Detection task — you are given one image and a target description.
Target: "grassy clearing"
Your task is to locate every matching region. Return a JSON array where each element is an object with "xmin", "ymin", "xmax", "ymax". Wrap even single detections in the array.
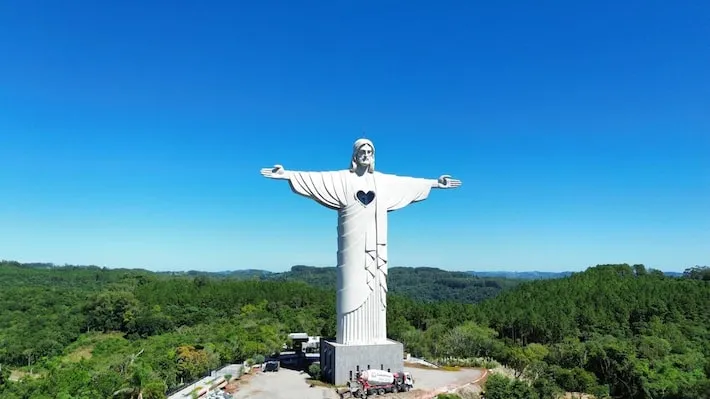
[
  {"xmin": 9, "ymin": 370, "xmax": 42, "ymax": 382},
  {"xmin": 62, "ymin": 331, "xmax": 128, "ymax": 364},
  {"xmin": 65, "ymin": 346, "xmax": 94, "ymax": 362}
]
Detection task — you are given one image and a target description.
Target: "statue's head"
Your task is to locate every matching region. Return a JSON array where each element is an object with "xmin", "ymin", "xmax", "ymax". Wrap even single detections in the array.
[{"xmin": 350, "ymin": 138, "xmax": 375, "ymax": 173}]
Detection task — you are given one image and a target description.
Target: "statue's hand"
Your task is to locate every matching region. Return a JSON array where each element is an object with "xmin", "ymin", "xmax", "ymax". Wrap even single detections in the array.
[
  {"xmin": 437, "ymin": 175, "xmax": 462, "ymax": 189},
  {"xmin": 260, "ymin": 164, "xmax": 289, "ymax": 180}
]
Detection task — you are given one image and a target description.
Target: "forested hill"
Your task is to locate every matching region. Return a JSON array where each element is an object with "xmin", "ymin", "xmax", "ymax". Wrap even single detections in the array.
[
  {"xmin": 161, "ymin": 266, "xmax": 689, "ymax": 303},
  {"xmin": 1, "ymin": 260, "xmax": 709, "ymax": 398},
  {"xmin": 474, "ymin": 264, "xmax": 710, "ymax": 344},
  {"xmin": 469, "ymin": 264, "xmax": 710, "ymax": 398},
  {"xmin": 0, "ymin": 260, "xmax": 336, "ymax": 398},
  {"xmin": 260, "ymin": 265, "xmax": 523, "ymax": 303}
]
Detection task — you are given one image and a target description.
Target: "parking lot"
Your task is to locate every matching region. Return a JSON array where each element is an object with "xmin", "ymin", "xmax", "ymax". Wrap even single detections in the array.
[
  {"xmin": 229, "ymin": 366, "xmax": 486, "ymax": 399},
  {"xmin": 230, "ymin": 368, "xmax": 338, "ymax": 399}
]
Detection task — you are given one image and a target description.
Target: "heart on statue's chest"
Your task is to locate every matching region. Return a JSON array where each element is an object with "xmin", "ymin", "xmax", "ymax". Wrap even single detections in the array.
[{"xmin": 356, "ymin": 190, "xmax": 376, "ymax": 206}]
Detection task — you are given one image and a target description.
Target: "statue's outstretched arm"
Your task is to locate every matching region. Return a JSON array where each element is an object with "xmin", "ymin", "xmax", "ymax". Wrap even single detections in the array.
[
  {"xmin": 384, "ymin": 173, "xmax": 462, "ymax": 212},
  {"xmin": 260, "ymin": 165, "xmax": 346, "ymax": 210}
]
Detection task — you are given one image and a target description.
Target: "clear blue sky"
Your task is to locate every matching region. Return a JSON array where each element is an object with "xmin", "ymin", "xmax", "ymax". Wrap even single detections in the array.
[{"xmin": 1, "ymin": 1, "xmax": 708, "ymax": 272}]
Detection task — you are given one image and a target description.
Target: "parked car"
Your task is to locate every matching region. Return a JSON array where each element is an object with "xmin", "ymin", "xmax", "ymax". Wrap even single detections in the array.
[{"xmin": 262, "ymin": 360, "xmax": 280, "ymax": 372}]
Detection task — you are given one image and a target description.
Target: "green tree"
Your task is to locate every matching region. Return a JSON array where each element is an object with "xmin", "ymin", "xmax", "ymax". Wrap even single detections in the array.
[{"xmin": 484, "ymin": 373, "xmax": 539, "ymax": 399}]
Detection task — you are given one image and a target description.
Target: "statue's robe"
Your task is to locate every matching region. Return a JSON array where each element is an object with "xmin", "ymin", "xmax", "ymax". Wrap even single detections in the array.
[{"xmin": 288, "ymin": 170, "xmax": 432, "ymax": 345}]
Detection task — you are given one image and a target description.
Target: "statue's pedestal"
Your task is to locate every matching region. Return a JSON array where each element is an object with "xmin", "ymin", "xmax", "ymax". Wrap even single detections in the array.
[{"xmin": 320, "ymin": 338, "xmax": 404, "ymax": 385}]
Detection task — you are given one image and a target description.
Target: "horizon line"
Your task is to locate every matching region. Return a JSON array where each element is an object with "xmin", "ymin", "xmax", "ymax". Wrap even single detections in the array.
[{"xmin": 2, "ymin": 259, "xmax": 696, "ymax": 274}]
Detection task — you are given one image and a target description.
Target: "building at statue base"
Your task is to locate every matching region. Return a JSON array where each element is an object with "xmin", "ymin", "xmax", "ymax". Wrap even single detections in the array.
[{"xmin": 320, "ymin": 338, "xmax": 403, "ymax": 385}]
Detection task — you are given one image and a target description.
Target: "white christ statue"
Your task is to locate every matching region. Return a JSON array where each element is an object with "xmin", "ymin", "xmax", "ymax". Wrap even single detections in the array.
[{"xmin": 260, "ymin": 138, "xmax": 461, "ymax": 346}]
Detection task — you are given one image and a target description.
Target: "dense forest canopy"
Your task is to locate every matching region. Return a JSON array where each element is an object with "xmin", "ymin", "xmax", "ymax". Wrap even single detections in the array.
[
  {"xmin": 259, "ymin": 265, "xmax": 523, "ymax": 302},
  {"xmin": 161, "ymin": 264, "xmax": 525, "ymax": 303},
  {"xmin": 0, "ymin": 260, "xmax": 708, "ymax": 399}
]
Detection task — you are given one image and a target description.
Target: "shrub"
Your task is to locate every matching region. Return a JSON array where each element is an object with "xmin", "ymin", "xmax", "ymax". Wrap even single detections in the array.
[
  {"xmin": 308, "ymin": 363, "xmax": 322, "ymax": 380},
  {"xmin": 434, "ymin": 357, "xmax": 500, "ymax": 369}
]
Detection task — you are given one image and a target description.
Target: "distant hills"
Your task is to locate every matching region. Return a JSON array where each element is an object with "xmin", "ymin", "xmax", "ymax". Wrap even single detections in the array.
[
  {"xmin": 163, "ymin": 267, "xmax": 576, "ymax": 280},
  {"xmin": 8, "ymin": 260, "xmax": 686, "ymax": 280},
  {"xmin": 467, "ymin": 270, "xmax": 573, "ymax": 279},
  {"xmin": 469, "ymin": 270, "xmax": 685, "ymax": 279},
  {"xmin": 153, "ymin": 264, "xmax": 691, "ymax": 304},
  {"xmin": 165, "ymin": 267, "xmax": 685, "ymax": 280},
  {"xmin": 0, "ymin": 259, "xmax": 701, "ymax": 319},
  {"xmin": 155, "ymin": 265, "xmax": 689, "ymax": 305},
  {"xmin": 157, "ymin": 265, "xmax": 525, "ymax": 303}
]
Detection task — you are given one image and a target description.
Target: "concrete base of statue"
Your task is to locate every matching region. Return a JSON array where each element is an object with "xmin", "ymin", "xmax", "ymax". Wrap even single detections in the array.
[{"xmin": 319, "ymin": 338, "xmax": 404, "ymax": 386}]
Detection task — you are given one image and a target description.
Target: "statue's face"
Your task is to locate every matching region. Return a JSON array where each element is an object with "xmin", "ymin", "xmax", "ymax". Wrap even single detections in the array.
[{"xmin": 355, "ymin": 144, "xmax": 373, "ymax": 167}]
